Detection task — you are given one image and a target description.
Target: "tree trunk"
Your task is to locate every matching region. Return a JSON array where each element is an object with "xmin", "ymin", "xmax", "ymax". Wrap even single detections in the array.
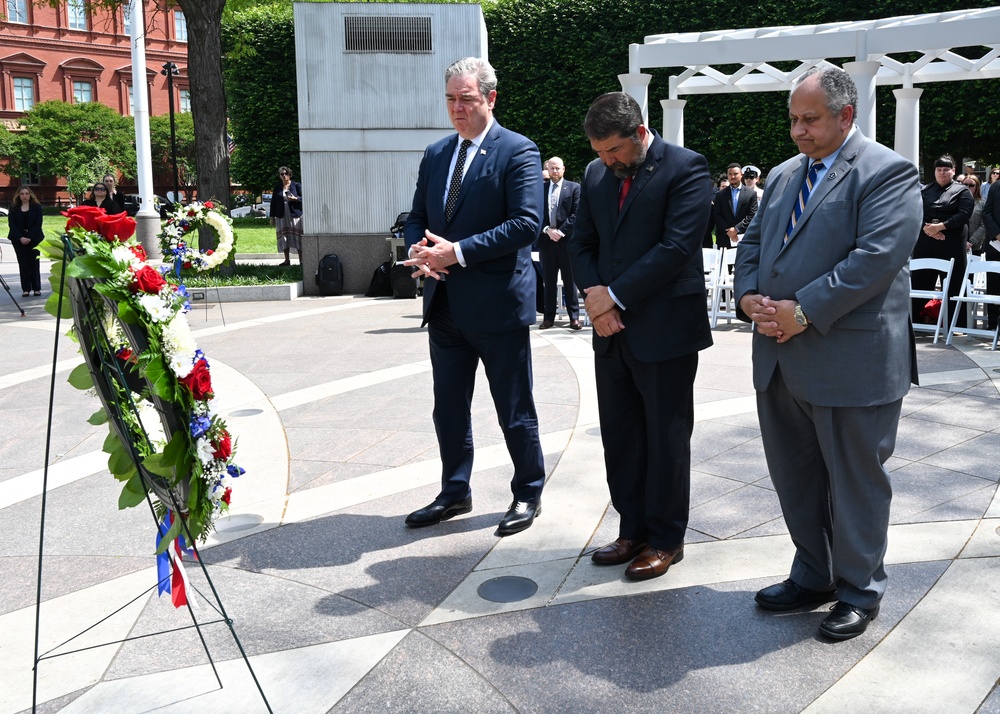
[{"xmin": 177, "ymin": 0, "xmax": 230, "ymax": 257}]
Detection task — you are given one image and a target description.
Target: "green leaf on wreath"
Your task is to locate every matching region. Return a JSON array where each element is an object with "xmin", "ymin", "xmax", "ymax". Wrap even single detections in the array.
[
  {"xmin": 163, "ymin": 431, "xmax": 187, "ymax": 468},
  {"xmin": 103, "ymin": 429, "xmax": 121, "ymax": 454},
  {"xmin": 141, "ymin": 451, "xmax": 176, "ymax": 479},
  {"xmin": 108, "ymin": 441, "xmax": 136, "ymax": 477},
  {"xmin": 87, "ymin": 408, "xmax": 109, "ymax": 426},
  {"xmin": 118, "ymin": 474, "xmax": 147, "ymax": 509},
  {"xmin": 143, "ymin": 357, "xmax": 174, "ymax": 401},
  {"xmin": 117, "ymin": 301, "xmax": 138, "ymax": 325},
  {"xmin": 66, "ymin": 255, "xmax": 112, "ymax": 279},
  {"xmin": 154, "ymin": 515, "xmax": 183, "ymax": 554},
  {"xmin": 67, "ymin": 362, "xmax": 94, "ymax": 390},
  {"xmin": 112, "ymin": 461, "xmax": 137, "ymax": 483},
  {"xmin": 45, "ymin": 292, "xmax": 72, "ymax": 319}
]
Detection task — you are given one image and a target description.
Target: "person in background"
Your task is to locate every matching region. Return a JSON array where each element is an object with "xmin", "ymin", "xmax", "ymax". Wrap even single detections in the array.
[
  {"xmin": 716, "ymin": 175, "xmax": 730, "ymax": 192},
  {"xmin": 713, "ymin": 163, "xmax": 757, "ymax": 249},
  {"xmin": 742, "ymin": 165, "xmax": 764, "ymax": 200},
  {"xmin": 983, "ymin": 166, "xmax": 999, "ymax": 202},
  {"xmin": 913, "ymin": 155, "xmax": 974, "ymax": 328},
  {"xmin": 963, "ymin": 174, "xmax": 986, "ymax": 255},
  {"xmin": 82, "ymin": 182, "xmax": 123, "ymax": 214},
  {"xmin": 7, "ymin": 186, "xmax": 45, "ymax": 297},
  {"xmin": 982, "ymin": 166, "xmax": 1000, "ymax": 330},
  {"xmin": 269, "ymin": 167, "xmax": 303, "ymax": 266},
  {"xmin": 103, "ymin": 173, "xmax": 125, "ymax": 214}
]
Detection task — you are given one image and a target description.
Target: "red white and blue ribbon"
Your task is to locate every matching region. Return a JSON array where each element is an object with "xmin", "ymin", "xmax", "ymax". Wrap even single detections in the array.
[{"xmin": 156, "ymin": 511, "xmax": 197, "ymax": 608}]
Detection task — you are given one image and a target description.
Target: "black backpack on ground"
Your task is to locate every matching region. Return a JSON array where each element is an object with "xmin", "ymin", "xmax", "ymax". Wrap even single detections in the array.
[
  {"xmin": 365, "ymin": 261, "xmax": 393, "ymax": 297},
  {"xmin": 316, "ymin": 253, "xmax": 344, "ymax": 296},
  {"xmin": 390, "ymin": 261, "xmax": 418, "ymax": 299}
]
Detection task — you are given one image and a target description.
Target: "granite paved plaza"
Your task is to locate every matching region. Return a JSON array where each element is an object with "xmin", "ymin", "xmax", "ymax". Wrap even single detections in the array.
[{"xmin": 3, "ymin": 245, "xmax": 1000, "ymax": 713}]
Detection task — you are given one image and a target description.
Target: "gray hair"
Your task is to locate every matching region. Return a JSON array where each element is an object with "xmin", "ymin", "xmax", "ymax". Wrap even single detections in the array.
[
  {"xmin": 790, "ymin": 66, "xmax": 858, "ymax": 116},
  {"xmin": 444, "ymin": 57, "xmax": 497, "ymax": 98}
]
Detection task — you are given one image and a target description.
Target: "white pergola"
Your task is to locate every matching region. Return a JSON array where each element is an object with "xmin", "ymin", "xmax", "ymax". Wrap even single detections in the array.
[{"xmin": 618, "ymin": 6, "xmax": 1000, "ymax": 165}]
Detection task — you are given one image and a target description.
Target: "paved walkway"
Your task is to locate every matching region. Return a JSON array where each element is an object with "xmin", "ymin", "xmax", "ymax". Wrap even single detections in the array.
[{"xmin": 3, "ymin": 243, "xmax": 1000, "ymax": 713}]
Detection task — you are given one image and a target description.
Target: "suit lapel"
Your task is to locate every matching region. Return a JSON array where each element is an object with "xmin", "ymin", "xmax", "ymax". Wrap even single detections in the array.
[
  {"xmin": 448, "ymin": 122, "xmax": 502, "ymax": 223},
  {"xmin": 785, "ymin": 131, "xmax": 863, "ymax": 245},
  {"xmin": 615, "ymin": 138, "xmax": 662, "ymax": 232}
]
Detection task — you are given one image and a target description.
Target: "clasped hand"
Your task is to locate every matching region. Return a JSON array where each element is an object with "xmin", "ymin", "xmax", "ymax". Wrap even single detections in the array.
[
  {"xmin": 583, "ymin": 285, "xmax": 624, "ymax": 337},
  {"xmin": 738, "ymin": 294, "xmax": 807, "ymax": 344},
  {"xmin": 403, "ymin": 230, "xmax": 456, "ymax": 280}
]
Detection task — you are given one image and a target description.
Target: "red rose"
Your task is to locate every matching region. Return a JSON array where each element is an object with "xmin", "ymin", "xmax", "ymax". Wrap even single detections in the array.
[
  {"xmin": 131, "ymin": 265, "xmax": 167, "ymax": 294},
  {"xmin": 131, "ymin": 245, "xmax": 148, "ymax": 262},
  {"xmin": 221, "ymin": 488, "xmax": 232, "ymax": 505},
  {"xmin": 204, "ymin": 201, "xmax": 215, "ymax": 209},
  {"xmin": 62, "ymin": 205, "xmax": 107, "ymax": 232},
  {"xmin": 180, "ymin": 358, "xmax": 213, "ymax": 400},
  {"xmin": 116, "ymin": 347, "xmax": 133, "ymax": 361},
  {"xmin": 212, "ymin": 431, "xmax": 232, "ymax": 460},
  {"xmin": 96, "ymin": 213, "xmax": 137, "ymax": 243},
  {"xmin": 206, "ymin": 249, "xmax": 214, "ymax": 255},
  {"xmin": 182, "ymin": 262, "xmax": 192, "ymax": 269}
]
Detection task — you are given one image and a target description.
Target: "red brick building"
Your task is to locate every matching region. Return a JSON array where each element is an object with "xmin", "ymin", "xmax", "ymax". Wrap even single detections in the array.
[{"xmin": 0, "ymin": 0, "xmax": 189, "ymax": 204}]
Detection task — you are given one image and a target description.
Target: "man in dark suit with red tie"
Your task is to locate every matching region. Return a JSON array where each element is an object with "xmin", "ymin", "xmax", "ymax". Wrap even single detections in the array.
[
  {"xmin": 403, "ymin": 57, "xmax": 546, "ymax": 536},
  {"xmin": 539, "ymin": 156, "xmax": 583, "ymax": 330},
  {"xmin": 569, "ymin": 92, "xmax": 713, "ymax": 580},
  {"xmin": 713, "ymin": 163, "xmax": 758, "ymax": 249}
]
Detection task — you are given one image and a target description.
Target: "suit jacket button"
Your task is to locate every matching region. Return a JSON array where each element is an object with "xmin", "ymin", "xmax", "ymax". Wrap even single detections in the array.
[
  {"xmin": 613, "ymin": 259, "xmax": 621, "ymax": 266},
  {"xmin": 770, "ymin": 270, "xmax": 778, "ymax": 278}
]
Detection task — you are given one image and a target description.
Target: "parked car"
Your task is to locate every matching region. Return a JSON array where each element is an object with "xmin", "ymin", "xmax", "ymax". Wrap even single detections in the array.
[
  {"xmin": 123, "ymin": 194, "xmax": 174, "ymax": 218},
  {"xmin": 0, "ymin": 207, "xmax": 7, "ymax": 218}
]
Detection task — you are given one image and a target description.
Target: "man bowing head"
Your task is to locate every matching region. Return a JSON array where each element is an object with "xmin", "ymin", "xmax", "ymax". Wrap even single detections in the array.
[{"xmin": 403, "ymin": 57, "xmax": 546, "ymax": 536}]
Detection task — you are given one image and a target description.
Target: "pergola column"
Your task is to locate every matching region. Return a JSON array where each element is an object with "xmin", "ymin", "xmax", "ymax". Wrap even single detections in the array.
[
  {"xmin": 843, "ymin": 60, "xmax": 880, "ymax": 140},
  {"xmin": 893, "ymin": 87, "xmax": 923, "ymax": 166},
  {"xmin": 617, "ymin": 73, "xmax": 652, "ymax": 125},
  {"xmin": 660, "ymin": 99, "xmax": 686, "ymax": 147}
]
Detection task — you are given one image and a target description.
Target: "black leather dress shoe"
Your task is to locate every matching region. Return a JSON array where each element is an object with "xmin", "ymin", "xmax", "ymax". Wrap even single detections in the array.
[
  {"xmin": 818, "ymin": 601, "xmax": 880, "ymax": 640},
  {"xmin": 497, "ymin": 500, "xmax": 540, "ymax": 535},
  {"xmin": 755, "ymin": 579, "xmax": 837, "ymax": 611},
  {"xmin": 539, "ymin": 320, "xmax": 555, "ymax": 330},
  {"xmin": 404, "ymin": 497, "xmax": 472, "ymax": 528}
]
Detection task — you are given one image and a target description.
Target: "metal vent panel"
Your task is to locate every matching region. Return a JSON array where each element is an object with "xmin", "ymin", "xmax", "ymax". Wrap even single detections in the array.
[{"xmin": 344, "ymin": 16, "xmax": 433, "ymax": 54}]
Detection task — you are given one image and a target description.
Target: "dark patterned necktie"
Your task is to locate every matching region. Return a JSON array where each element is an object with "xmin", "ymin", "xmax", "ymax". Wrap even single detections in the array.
[
  {"xmin": 445, "ymin": 139, "xmax": 473, "ymax": 222},
  {"xmin": 785, "ymin": 160, "xmax": 824, "ymax": 242}
]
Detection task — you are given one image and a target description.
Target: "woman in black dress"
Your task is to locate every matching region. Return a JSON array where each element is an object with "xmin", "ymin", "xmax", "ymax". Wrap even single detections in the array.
[
  {"xmin": 7, "ymin": 186, "xmax": 45, "ymax": 296},
  {"xmin": 82, "ymin": 182, "xmax": 124, "ymax": 214}
]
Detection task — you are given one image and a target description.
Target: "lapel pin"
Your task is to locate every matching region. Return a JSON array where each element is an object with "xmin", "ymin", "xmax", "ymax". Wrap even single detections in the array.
[{"xmin": 480, "ymin": 149, "xmax": 487, "ymax": 156}]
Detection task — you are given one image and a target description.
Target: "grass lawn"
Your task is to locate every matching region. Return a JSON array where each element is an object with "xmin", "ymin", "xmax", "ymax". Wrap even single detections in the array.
[{"xmin": 41, "ymin": 215, "xmax": 279, "ymax": 255}]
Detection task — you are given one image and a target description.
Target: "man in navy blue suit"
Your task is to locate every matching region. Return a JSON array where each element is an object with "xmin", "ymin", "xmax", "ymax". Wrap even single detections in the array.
[{"xmin": 403, "ymin": 57, "xmax": 546, "ymax": 536}]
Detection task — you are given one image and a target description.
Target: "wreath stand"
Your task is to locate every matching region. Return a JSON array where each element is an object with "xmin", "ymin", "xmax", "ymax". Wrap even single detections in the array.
[{"xmin": 31, "ymin": 244, "xmax": 272, "ymax": 712}]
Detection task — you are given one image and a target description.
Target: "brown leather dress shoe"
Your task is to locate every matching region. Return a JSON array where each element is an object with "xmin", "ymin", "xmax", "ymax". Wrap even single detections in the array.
[
  {"xmin": 591, "ymin": 537, "xmax": 648, "ymax": 565},
  {"xmin": 568, "ymin": 320, "xmax": 583, "ymax": 330},
  {"xmin": 624, "ymin": 545, "xmax": 684, "ymax": 580},
  {"xmin": 539, "ymin": 319, "xmax": 555, "ymax": 329}
]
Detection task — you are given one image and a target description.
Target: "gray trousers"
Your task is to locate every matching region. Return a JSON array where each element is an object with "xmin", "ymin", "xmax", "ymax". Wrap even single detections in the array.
[{"xmin": 757, "ymin": 367, "xmax": 903, "ymax": 609}]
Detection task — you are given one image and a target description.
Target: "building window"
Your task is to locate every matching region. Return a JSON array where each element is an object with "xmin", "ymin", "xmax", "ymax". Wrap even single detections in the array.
[
  {"xmin": 174, "ymin": 11, "xmax": 187, "ymax": 42},
  {"xmin": 179, "ymin": 88, "xmax": 191, "ymax": 113},
  {"xmin": 6, "ymin": 0, "xmax": 28, "ymax": 24},
  {"xmin": 73, "ymin": 80, "xmax": 93, "ymax": 103},
  {"xmin": 68, "ymin": 0, "xmax": 86, "ymax": 30},
  {"xmin": 127, "ymin": 84, "xmax": 134, "ymax": 115},
  {"xmin": 21, "ymin": 164, "xmax": 40, "ymax": 185},
  {"xmin": 13, "ymin": 77, "xmax": 34, "ymax": 111}
]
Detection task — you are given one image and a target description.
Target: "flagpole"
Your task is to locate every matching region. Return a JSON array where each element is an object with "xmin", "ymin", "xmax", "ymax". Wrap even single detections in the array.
[{"xmin": 129, "ymin": 0, "xmax": 161, "ymax": 259}]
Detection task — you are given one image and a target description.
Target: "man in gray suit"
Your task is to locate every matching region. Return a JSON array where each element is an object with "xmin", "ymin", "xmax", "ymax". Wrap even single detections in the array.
[{"xmin": 734, "ymin": 66, "xmax": 921, "ymax": 640}]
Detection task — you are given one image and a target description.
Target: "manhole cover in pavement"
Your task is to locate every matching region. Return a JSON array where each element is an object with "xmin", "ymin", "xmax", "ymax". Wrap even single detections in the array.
[
  {"xmin": 477, "ymin": 576, "xmax": 538, "ymax": 603},
  {"xmin": 229, "ymin": 408, "xmax": 263, "ymax": 417}
]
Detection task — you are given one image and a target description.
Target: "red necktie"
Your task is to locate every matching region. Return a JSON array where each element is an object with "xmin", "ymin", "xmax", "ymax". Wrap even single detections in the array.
[{"xmin": 618, "ymin": 176, "xmax": 632, "ymax": 212}]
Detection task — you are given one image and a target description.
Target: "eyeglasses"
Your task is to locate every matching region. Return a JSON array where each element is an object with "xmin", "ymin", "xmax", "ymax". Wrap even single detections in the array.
[
  {"xmin": 94, "ymin": 186, "xmax": 107, "ymax": 191},
  {"xmin": 993, "ymin": 171, "xmax": 1000, "ymax": 175},
  {"xmin": 279, "ymin": 171, "xmax": 289, "ymax": 176},
  {"xmin": 963, "ymin": 183, "xmax": 976, "ymax": 187}
]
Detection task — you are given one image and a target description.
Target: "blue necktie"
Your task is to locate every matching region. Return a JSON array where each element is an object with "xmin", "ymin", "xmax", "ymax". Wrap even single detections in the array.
[
  {"xmin": 785, "ymin": 160, "xmax": 824, "ymax": 242},
  {"xmin": 731, "ymin": 186, "xmax": 739, "ymax": 215}
]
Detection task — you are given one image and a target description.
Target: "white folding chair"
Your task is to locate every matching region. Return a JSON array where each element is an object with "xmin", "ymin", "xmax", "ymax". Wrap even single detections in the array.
[
  {"xmin": 703, "ymin": 247, "xmax": 722, "ymax": 321},
  {"xmin": 909, "ymin": 257, "xmax": 954, "ymax": 344},
  {"xmin": 710, "ymin": 247, "xmax": 739, "ymax": 328},
  {"xmin": 945, "ymin": 260, "xmax": 1000, "ymax": 350}
]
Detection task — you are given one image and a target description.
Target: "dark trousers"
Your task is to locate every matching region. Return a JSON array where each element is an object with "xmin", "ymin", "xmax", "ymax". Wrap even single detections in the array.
[
  {"xmin": 757, "ymin": 367, "xmax": 901, "ymax": 608},
  {"xmin": 12, "ymin": 240, "xmax": 41, "ymax": 292},
  {"xmin": 595, "ymin": 336, "xmax": 698, "ymax": 550},
  {"xmin": 427, "ymin": 284, "xmax": 545, "ymax": 503},
  {"xmin": 986, "ymin": 242, "xmax": 1000, "ymax": 330},
  {"xmin": 538, "ymin": 237, "xmax": 579, "ymax": 321}
]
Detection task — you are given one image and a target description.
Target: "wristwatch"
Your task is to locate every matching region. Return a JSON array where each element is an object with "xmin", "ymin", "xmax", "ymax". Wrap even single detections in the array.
[{"xmin": 794, "ymin": 303, "xmax": 809, "ymax": 327}]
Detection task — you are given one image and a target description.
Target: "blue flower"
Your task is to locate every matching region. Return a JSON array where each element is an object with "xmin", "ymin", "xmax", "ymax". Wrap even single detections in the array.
[
  {"xmin": 227, "ymin": 464, "xmax": 245, "ymax": 478},
  {"xmin": 190, "ymin": 414, "xmax": 212, "ymax": 439}
]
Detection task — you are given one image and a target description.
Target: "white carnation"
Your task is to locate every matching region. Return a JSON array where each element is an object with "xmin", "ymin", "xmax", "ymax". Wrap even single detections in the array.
[
  {"xmin": 111, "ymin": 246, "xmax": 138, "ymax": 266},
  {"xmin": 196, "ymin": 437, "xmax": 215, "ymax": 465},
  {"xmin": 137, "ymin": 293, "xmax": 172, "ymax": 322}
]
